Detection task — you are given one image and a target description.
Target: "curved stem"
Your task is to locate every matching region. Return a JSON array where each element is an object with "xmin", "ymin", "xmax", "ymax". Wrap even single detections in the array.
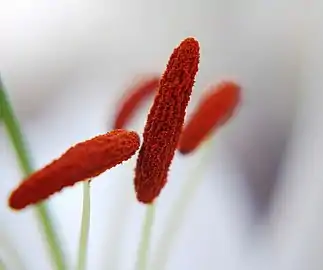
[
  {"xmin": 0, "ymin": 78, "xmax": 66, "ymax": 270},
  {"xmin": 151, "ymin": 140, "xmax": 212, "ymax": 270},
  {"xmin": 76, "ymin": 181, "xmax": 91, "ymax": 270},
  {"xmin": 135, "ymin": 204, "xmax": 156, "ymax": 270}
]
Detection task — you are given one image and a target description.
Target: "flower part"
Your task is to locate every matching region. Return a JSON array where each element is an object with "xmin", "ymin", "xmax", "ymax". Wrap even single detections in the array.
[
  {"xmin": 9, "ymin": 130, "xmax": 140, "ymax": 210},
  {"xmin": 178, "ymin": 81, "xmax": 241, "ymax": 154},
  {"xmin": 113, "ymin": 76, "xmax": 160, "ymax": 129},
  {"xmin": 134, "ymin": 37, "xmax": 200, "ymax": 203}
]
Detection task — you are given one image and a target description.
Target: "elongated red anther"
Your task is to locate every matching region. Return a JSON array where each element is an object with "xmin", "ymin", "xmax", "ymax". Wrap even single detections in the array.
[
  {"xmin": 113, "ymin": 76, "xmax": 160, "ymax": 129},
  {"xmin": 9, "ymin": 130, "xmax": 140, "ymax": 210},
  {"xmin": 134, "ymin": 37, "xmax": 200, "ymax": 204},
  {"xmin": 178, "ymin": 81, "xmax": 240, "ymax": 154}
]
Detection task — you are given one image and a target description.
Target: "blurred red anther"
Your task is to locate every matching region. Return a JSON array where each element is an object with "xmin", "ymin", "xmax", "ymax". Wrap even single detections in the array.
[
  {"xmin": 134, "ymin": 37, "xmax": 200, "ymax": 204},
  {"xmin": 178, "ymin": 81, "xmax": 241, "ymax": 154},
  {"xmin": 113, "ymin": 76, "xmax": 160, "ymax": 129},
  {"xmin": 9, "ymin": 129, "xmax": 140, "ymax": 210}
]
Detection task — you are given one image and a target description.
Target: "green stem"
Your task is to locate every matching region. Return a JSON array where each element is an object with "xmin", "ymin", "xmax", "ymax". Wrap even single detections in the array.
[
  {"xmin": 135, "ymin": 204, "xmax": 156, "ymax": 270},
  {"xmin": 151, "ymin": 140, "xmax": 212, "ymax": 270},
  {"xmin": 0, "ymin": 259, "xmax": 5, "ymax": 270},
  {"xmin": 76, "ymin": 181, "xmax": 91, "ymax": 270},
  {"xmin": 0, "ymin": 78, "xmax": 66, "ymax": 270}
]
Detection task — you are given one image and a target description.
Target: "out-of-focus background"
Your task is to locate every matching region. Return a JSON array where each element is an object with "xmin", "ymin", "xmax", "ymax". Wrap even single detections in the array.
[{"xmin": 1, "ymin": 1, "xmax": 322, "ymax": 269}]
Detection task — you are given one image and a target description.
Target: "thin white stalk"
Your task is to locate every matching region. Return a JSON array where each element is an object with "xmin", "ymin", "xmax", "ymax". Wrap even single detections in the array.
[
  {"xmin": 76, "ymin": 181, "xmax": 91, "ymax": 270},
  {"xmin": 135, "ymin": 204, "xmax": 156, "ymax": 270}
]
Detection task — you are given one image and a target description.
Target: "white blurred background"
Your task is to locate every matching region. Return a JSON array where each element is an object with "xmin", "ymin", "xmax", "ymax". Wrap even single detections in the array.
[{"xmin": 0, "ymin": 0, "xmax": 322, "ymax": 269}]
